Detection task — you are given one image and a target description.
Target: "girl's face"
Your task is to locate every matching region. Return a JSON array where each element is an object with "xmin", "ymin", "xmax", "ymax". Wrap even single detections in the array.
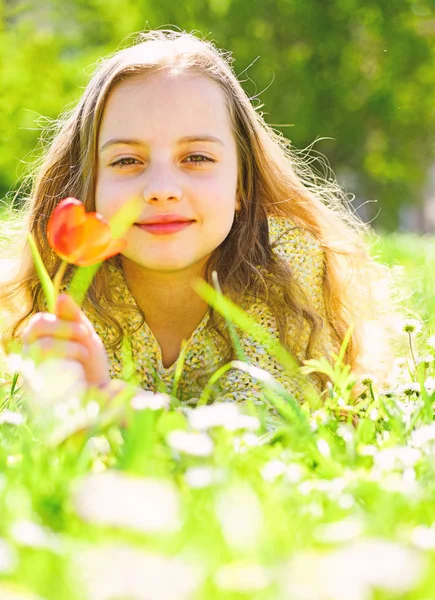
[{"xmin": 95, "ymin": 71, "xmax": 239, "ymax": 275}]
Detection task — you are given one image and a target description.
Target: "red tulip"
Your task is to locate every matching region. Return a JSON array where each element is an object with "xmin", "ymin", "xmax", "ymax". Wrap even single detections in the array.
[{"xmin": 47, "ymin": 198, "xmax": 126, "ymax": 266}]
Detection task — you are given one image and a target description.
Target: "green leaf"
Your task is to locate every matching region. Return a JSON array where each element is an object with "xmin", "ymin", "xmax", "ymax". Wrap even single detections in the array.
[
  {"xmin": 193, "ymin": 278, "xmax": 298, "ymax": 373},
  {"xmin": 171, "ymin": 339, "xmax": 188, "ymax": 406},
  {"xmin": 109, "ymin": 197, "xmax": 143, "ymax": 239},
  {"xmin": 357, "ymin": 418, "xmax": 376, "ymax": 444},
  {"xmin": 212, "ymin": 271, "xmax": 248, "ymax": 362},
  {"xmin": 68, "ymin": 263, "xmax": 101, "ymax": 307},
  {"xmin": 27, "ymin": 233, "xmax": 55, "ymax": 313}
]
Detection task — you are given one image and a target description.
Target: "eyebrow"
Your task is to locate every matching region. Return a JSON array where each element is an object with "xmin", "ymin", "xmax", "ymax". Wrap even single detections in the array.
[{"xmin": 99, "ymin": 135, "xmax": 224, "ymax": 153}]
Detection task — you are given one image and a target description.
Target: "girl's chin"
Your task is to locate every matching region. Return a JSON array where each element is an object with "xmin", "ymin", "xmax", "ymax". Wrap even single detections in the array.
[{"xmin": 122, "ymin": 254, "xmax": 207, "ymax": 274}]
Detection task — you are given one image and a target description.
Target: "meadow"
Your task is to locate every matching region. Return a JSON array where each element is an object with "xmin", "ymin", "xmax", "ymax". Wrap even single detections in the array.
[{"xmin": 0, "ymin": 230, "xmax": 434, "ymax": 600}]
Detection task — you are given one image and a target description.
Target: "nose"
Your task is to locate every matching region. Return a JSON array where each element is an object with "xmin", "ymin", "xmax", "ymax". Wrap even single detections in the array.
[{"xmin": 142, "ymin": 165, "xmax": 182, "ymax": 204}]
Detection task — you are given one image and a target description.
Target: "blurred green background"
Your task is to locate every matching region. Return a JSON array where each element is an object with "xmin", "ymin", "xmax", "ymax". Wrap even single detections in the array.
[{"xmin": 2, "ymin": 0, "xmax": 435, "ymax": 231}]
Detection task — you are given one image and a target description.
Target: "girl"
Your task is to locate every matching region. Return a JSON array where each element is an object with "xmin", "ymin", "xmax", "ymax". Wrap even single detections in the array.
[{"xmin": 0, "ymin": 30, "xmax": 390, "ymax": 407}]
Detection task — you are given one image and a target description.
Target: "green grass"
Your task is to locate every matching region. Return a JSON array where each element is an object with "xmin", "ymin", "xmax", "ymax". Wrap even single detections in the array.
[
  {"xmin": 372, "ymin": 232, "xmax": 435, "ymax": 329},
  {"xmin": 0, "ymin": 232, "xmax": 434, "ymax": 600}
]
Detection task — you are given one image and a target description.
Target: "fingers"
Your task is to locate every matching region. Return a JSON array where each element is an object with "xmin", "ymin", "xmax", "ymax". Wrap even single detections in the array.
[
  {"xmin": 24, "ymin": 337, "xmax": 90, "ymax": 364},
  {"xmin": 55, "ymin": 294, "xmax": 96, "ymax": 337},
  {"xmin": 22, "ymin": 313, "xmax": 88, "ymax": 346},
  {"xmin": 54, "ymin": 294, "xmax": 82, "ymax": 322},
  {"xmin": 21, "ymin": 296, "xmax": 111, "ymax": 388}
]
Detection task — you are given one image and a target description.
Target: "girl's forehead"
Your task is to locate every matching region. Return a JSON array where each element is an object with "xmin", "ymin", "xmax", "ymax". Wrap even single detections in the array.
[
  {"xmin": 99, "ymin": 71, "xmax": 232, "ymax": 141},
  {"xmin": 103, "ymin": 72, "xmax": 232, "ymax": 119}
]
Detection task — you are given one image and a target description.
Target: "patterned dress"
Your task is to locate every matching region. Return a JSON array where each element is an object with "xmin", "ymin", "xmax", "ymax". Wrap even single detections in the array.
[{"xmin": 90, "ymin": 217, "xmax": 336, "ymax": 407}]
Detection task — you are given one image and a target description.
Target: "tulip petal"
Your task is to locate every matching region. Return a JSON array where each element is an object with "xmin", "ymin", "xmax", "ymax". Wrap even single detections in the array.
[
  {"xmin": 96, "ymin": 238, "xmax": 127, "ymax": 261},
  {"xmin": 47, "ymin": 198, "xmax": 86, "ymax": 252},
  {"xmin": 72, "ymin": 214, "xmax": 124, "ymax": 266},
  {"xmin": 73, "ymin": 229, "xmax": 126, "ymax": 266},
  {"xmin": 52, "ymin": 225, "xmax": 86, "ymax": 261},
  {"xmin": 81, "ymin": 214, "xmax": 112, "ymax": 250},
  {"xmin": 47, "ymin": 198, "xmax": 127, "ymax": 267}
]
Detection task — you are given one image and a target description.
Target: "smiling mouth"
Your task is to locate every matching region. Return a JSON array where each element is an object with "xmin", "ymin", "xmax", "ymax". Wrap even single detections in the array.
[{"xmin": 135, "ymin": 220, "xmax": 195, "ymax": 235}]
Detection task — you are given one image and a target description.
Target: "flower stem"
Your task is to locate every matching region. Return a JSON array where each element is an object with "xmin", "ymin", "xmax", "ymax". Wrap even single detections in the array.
[
  {"xmin": 53, "ymin": 259, "xmax": 68, "ymax": 305},
  {"xmin": 408, "ymin": 331, "xmax": 418, "ymax": 375}
]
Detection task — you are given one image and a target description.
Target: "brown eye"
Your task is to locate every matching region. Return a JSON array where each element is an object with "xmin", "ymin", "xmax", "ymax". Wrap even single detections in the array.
[
  {"xmin": 110, "ymin": 157, "xmax": 142, "ymax": 168},
  {"xmin": 185, "ymin": 154, "xmax": 215, "ymax": 164}
]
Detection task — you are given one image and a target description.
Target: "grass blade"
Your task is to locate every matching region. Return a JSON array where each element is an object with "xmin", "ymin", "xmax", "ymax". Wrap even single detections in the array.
[
  {"xmin": 68, "ymin": 263, "xmax": 101, "ymax": 307},
  {"xmin": 27, "ymin": 233, "xmax": 55, "ymax": 312},
  {"xmin": 212, "ymin": 271, "xmax": 248, "ymax": 362}
]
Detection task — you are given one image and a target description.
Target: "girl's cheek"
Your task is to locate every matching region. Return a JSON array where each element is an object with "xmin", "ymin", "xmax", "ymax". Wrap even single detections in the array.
[{"xmin": 95, "ymin": 184, "xmax": 120, "ymax": 218}]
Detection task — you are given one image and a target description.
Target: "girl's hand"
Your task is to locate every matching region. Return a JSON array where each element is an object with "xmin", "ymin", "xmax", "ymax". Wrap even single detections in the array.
[{"xmin": 22, "ymin": 294, "xmax": 110, "ymax": 388}]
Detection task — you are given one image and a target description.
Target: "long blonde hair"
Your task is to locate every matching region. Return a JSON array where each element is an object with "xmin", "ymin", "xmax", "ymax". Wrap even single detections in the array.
[{"xmin": 0, "ymin": 30, "xmax": 391, "ymax": 379}]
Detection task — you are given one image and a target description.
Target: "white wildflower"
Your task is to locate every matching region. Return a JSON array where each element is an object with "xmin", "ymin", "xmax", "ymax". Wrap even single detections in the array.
[
  {"xmin": 316, "ymin": 439, "xmax": 331, "ymax": 458},
  {"xmin": 75, "ymin": 544, "xmax": 202, "ymax": 600},
  {"xmin": 310, "ymin": 409, "xmax": 329, "ymax": 431},
  {"xmin": 261, "ymin": 459, "xmax": 287, "ymax": 482},
  {"xmin": 427, "ymin": 334, "xmax": 435, "ymax": 349},
  {"xmin": 10, "ymin": 520, "xmax": 62, "ymax": 553},
  {"xmin": 378, "ymin": 430, "xmax": 390, "ymax": 444},
  {"xmin": 185, "ymin": 466, "xmax": 224, "ymax": 488},
  {"xmin": 216, "ymin": 484, "xmax": 264, "ymax": 552},
  {"xmin": 0, "ymin": 410, "xmax": 24, "ymax": 426},
  {"xmin": 233, "ymin": 432, "xmax": 262, "ymax": 454},
  {"xmin": 338, "ymin": 494, "xmax": 355, "ymax": 509},
  {"xmin": 30, "ymin": 358, "xmax": 85, "ymax": 404},
  {"xmin": 360, "ymin": 374, "xmax": 378, "ymax": 387},
  {"xmin": 86, "ymin": 436, "xmax": 111, "ymax": 457},
  {"xmin": 411, "ymin": 423, "xmax": 435, "ymax": 448},
  {"xmin": 377, "ymin": 471, "xmax": 420, "ymax": 496},
  {"xmin": 315, "ymin": 518, "xmax": 364, "ymax": 544},
  {"xmin": 73, "ymin": 472, "xmax": 181, "ymax": 534},
  {"xmin": 345, "ymin": 539, "xmax": 424, "ymax": 592},
  {"xmin": 424, "ymin": 377, "xmax": 435, "ymax": 395},
  {"xmin": 240, "ymin": 432, "xmax": 262, "ymax": 446},
  {"xmin": 401, "ymin": 319, "xmax": 422, "ymax": 335},
  {"xmin": 43, "ymin": 399, "xmax": 101, "ymax": 447},
  {"xmin": 235, "ymin": 414, "xmax": 261, "ymax": 430},
  {"xmin": 396, "ymin": 382, "xmax": 420, "ymax": 397},
  {"xmin": 167, "ymin": 430, "xmax": 214, "ymax": 457},
  {"xmin": 7, "ymin": 355, "xmax": 86, "ymax": 411},
  {"xmin": 301, "ymin": 502, "xmax": 324, "ymax": 518},
  {"xmin": 131, "ymin": 391, "xmax": 170, "ymax": 411},
  {"xmin": 281, "ymin": 539, "xmax": 424, "ymax": 600},
  {"xmin": 0, "ymin": 585, "xmax": 47, "ymax": 600},
  {"xmin": 282, "ymin": 550, "xmax": 355, "ymax": 600},
  {"xmin": 397, "ymin": 399, "xmax": 419, "ymax": 429},
  {"xmin": 298, "ymin": 478, "xmax": 347, "ymax": 498},
  {"xmin": 360, "ymin": 445, "xmax": 377, "ymax": 456},
  {"xmin": 215, "ymin": 562, "xmax": 270, "ymax": 593},
  {"xmin": 0, "ymin": 539, "xmax": 17, "ymax": 573},
  {"xmin": 85, "ymin": 401, "xmax": 99, "ymax": 418},
  {"xmin": 337, "ymin": 424, "xmax": 354, "ymax": 443},
  {"xmin": 7, "ymin": 455, "xmax": 21, "ymax": 467},
  {"xmin": 411, "ymin": 526, "xmax": 435, "ymax": 549},
  {"xmin": 285, "ymin": 463, "xmax": 304, "ymax": 483},
  {"xmin": 5, "ymin": 354, "xmax": 37, "ymax": 381},
  {"xmin": 187, "ymin": 403, "xmax": 260, "ymax": 432},
  {"xmin": 369, "ymin": 408, "xmax": 379, "ymax": 421},
  {"xmin": 416, "ymin": 354, "xmax": 434, "ymax": 367},
  {"xmin": 374, "ymin": 447, "xmax": 421, "ymax": 472}
]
